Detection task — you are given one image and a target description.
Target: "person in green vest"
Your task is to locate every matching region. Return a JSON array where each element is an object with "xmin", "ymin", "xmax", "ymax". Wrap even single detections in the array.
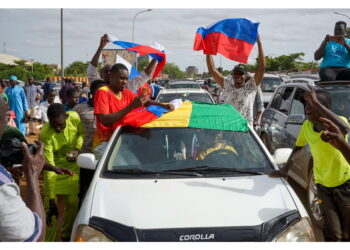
[{"xmin": 39, "ymin": 103, "xmax": 84, "ymax": 241}]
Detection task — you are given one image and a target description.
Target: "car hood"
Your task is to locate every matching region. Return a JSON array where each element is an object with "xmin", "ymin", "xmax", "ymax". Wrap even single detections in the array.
[{"xmin": 90, "ymin": 175, "xmax": 297, "ymax": 229}]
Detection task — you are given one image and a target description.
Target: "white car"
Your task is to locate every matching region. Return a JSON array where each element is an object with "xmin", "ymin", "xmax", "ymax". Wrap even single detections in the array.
[
  {"xmin": 71, "ymin": 102, "xmax": 315, "ymax": 242},
  {"xmin": 156, "ymin": 88, "xmax": 215, "ymax": 104},
  {"xmin": 284, "ymin": 78, "xmax": 316, "ymax": 86},
  {"xmin": 260, "ymin": 74, "xmax": 284, "ymax": 108},
  {"xmin": 167, "ymin": 81, "xmax": 201, "ymax": 89}
]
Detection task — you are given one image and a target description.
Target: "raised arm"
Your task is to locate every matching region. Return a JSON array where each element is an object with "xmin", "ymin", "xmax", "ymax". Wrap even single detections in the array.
[
  {"xmin": 128, "ymin": 59, "xmax": 158, "ymax": 92},
  {"xmin": 314, "ymin": 35, "xmax": 329, "ymax": 61},
  {"xmin": 254, "ymin": 35, "xmax": 266, "ymax": 85},
  {"xmin": 206, "ymin": 54, "xmax": 224, "ymax": 88},
  {"xmin": 91, "ymin": 34, "xmax": 109, "ymax": 67},
  {"xmin": 144, "ymin": 59, "xmax": 157, "ymax": 76},
  {"xmin": 305, "ymin": 84, "xmax": 350, "ymax": 135},
  {"xmin": 320, "ymin": 117, "xmax": 350, "ymax": 164}
]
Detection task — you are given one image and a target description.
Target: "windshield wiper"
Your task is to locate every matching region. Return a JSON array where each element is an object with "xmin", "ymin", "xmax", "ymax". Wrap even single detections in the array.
[
  {"xmin": 106, "ymin": 168, "xmax": 203, "ymax": 177},
  {"xmin": 169, "ymin": 166, "xmax": 265, "ymax": 175}
]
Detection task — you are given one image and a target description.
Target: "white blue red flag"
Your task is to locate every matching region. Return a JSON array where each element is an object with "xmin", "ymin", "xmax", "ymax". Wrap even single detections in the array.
[
  {"xmin": 193, "ymin": 18, "xmax": 260, "ymax": 63},
  {"xmin": 108, "ymin": 35, "xmax": 166, "ymax": 79},
  {"xmin": 116, "ymin": 55, "xmax": 140, "ymax": 80}
]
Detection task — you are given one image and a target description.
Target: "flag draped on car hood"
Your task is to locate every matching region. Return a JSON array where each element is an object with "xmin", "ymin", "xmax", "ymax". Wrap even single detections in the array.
[
  {"xmin": 118, "ymin": 105, "xmax": 170, "ymax": 128},
  {"xmin": 193, "ymin": 18, "xmax": 260, "ymax": 63},
  {"xmin": 142, "ymin": 101, "xmax": 248, "ymax": 132},
  {"xmin": 108, "ymin": 35, "xmax": 166, "ymax": 79}
]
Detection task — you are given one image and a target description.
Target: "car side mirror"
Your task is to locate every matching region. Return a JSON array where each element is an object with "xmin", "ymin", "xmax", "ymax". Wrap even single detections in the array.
[
  {"xmin": 273, "ymin": 148, "xmax": 293, "ymax": 165},
  {"xmin": 77, "ymin": 153, "xmax": 98, "ymax": 170},
  {"xmin": 286, "ymin": 114, "xmax": 305, "ymax": 125}
]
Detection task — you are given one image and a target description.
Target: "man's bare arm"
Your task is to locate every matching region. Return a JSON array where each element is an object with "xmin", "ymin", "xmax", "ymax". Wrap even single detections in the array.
[
  {"xmin": 90, "ymin": 34, "xmax": 109, "ymax": 67},
  {"xmin": 254, "ymin": 35, "xmax": 266, "ymax": 85},
  {"xmin": 206, "ymin": 54, "xmax": 224, "ymax": 87}
]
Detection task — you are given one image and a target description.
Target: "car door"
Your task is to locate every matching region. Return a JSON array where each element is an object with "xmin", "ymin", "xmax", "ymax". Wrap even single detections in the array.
[
  {"xmin": 269, "ymin": 86, "xmax": 295, "ymax": 151},
  {"xmin": 284, "ymin": 87, "xmax": 306, "ymax": 147},
  {"xmin": 285, "ymin": 87, "xmax": 312, "ymax": 185}
]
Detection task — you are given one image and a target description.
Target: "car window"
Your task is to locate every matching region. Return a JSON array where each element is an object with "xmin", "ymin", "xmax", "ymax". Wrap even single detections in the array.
[
  {"xmin": 103, "ymin": 127, "xmax": 272, "ymax": 177},
  {"xmin": 327, "ymin": 88, "xmax": 350, "ymax": 122},
  {"xmin": 278, "ymin": 87, "xmax": 294, "ymax": 115},
  {"xmin": 290, "ymin": 88, "xmax": 306, "ymax": 116},
  {"xmin": 158, "ymin": 93, "xmax": 214, "ymax": 103},
  {"xmin": 270, "ymin": 87, "xmax": 284, "ymax": 110},
  {"xmin": 260, "ymin": 77, "xmax": 282, "ymax": 92}
]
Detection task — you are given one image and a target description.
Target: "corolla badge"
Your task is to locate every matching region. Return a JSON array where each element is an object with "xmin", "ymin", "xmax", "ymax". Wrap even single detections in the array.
[{"xmin": 179, "ymin": 233, "xmax": 215, "ymax": 241}]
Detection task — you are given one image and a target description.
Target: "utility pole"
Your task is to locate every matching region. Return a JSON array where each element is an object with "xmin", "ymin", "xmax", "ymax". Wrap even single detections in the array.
[
  {"xmin": 61, "ymin": 8, "xmax": 64, "ymax": 84},
  {"xmin": 3, "ymin": 41, "xmax": 5, "ymax": 54}
]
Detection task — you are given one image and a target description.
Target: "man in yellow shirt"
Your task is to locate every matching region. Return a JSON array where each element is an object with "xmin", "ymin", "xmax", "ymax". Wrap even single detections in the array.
[
  {"xmin": 270, "ymin": 87, "xmax": 350, "ymax": 241},
  {"xmin": 39, "ymin": 103, "xmax": 84, "ymax": 241}
]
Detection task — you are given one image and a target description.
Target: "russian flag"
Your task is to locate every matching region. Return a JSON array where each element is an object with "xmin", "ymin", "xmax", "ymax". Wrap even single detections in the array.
[
  {"xmin": 116, "ymin": 54, "xmax": 140, "ymax": 80},
  {"xmin": 108, "ymin": 35, "xmax": 166, "ymax": 79},
  {"xmin": 118, "ymin": 105, "xmax": 170, "ymax": 128},
  {"xmin": 193, "ymin": 18, "xmax": 260, "ymax": 63}
]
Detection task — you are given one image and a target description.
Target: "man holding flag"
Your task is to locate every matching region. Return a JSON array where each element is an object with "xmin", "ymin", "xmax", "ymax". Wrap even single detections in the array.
[
  {"xmin": 92, "ymin": 63, "xmax": 174, "ymax": 159},
  {"xmin": 196, "ymin": 18, "xmax": 266, "ymax": 126},
  {"xmin": 87, "ymin": 34, "xmax": 157, "ymax": 92}
]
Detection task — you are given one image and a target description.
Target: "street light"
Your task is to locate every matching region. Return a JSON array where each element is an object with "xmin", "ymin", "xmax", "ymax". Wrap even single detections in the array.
[
  {"xmin": 132, "ymin": 9, "xmax": 152, "ymax": 43},
  {"xmin": 334, "ymin": 12, "xmax": 350, "ymax": 20},
  {"xmin": 28, "ymin": 58, "xmax": 34, "ymax": 72}
]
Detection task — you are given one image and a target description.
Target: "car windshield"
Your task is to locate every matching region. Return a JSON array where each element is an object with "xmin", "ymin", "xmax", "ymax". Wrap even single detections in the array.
[
  {"xmin": 261, "ymin": 77, "xmax": 282, "ymax": 92},
  {"xmin": 325, "ymin": 86, "xmax": 350, "ymax": 122},
  {"xmin": 168, "ymin": 84, "xmax": 200, "ymax": 89},
  {"xmin": 103, "ymin": 127, "xmax": 272, "ymax": 178},
  {"xmin": 158, "ymin": 93, "xmax": 214, "ymax": 103}
]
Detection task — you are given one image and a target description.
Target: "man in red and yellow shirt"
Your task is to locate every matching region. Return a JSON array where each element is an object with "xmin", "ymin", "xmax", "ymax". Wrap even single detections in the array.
[{"xmin": 93, "ymin": 63, "xmax": 172, "ymax": 158}]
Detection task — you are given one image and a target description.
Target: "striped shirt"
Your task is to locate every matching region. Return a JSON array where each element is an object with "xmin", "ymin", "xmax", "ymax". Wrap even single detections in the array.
[
  {"xmin": 72, "ymin": 102, "xmax": 95, "ymax": 153},
  {"xmin": 0, "ymin": 164, "xmax": 42, "ymax": 241},
  {"xmin": 23, "ymin": 84, "xmax": 41, "ymax": 108}
]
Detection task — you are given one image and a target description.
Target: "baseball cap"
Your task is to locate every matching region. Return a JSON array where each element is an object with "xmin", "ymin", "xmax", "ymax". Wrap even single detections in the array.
[
  {"xmin": 232, "ymin": 64, "xmax": 247, "ymax": 74},
  {"xmin": 9, "ymin": 75, "xmax": 18, "ymax": 81}
]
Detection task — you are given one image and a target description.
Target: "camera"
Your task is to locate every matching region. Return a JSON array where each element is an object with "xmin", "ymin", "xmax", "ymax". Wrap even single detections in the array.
[{"xmin": 0, "ymin": 138, "xmax": 37, "ymax": 169}]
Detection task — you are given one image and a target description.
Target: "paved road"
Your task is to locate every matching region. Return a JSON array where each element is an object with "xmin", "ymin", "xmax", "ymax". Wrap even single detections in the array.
[{"xmin": 287, "ymin": 178, "xmax": 324, "ymax": 242}]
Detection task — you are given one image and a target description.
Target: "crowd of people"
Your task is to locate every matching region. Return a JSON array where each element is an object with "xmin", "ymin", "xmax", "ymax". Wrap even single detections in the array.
[{"xmin": 1, "ymin": 20, "xmax": 350, "ymax": 242}]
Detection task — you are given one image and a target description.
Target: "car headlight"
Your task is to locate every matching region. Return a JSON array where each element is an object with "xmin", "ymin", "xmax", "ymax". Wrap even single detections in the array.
[
  {"xmin": 275, "ymin": 217, "xmax": 316, "ymax": 242},
  {"xmin": 74, "ymin": 224, "xmax": 113, "ymax": 242}
]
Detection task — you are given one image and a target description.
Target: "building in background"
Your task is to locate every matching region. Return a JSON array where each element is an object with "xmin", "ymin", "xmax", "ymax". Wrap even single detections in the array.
[{"xmin": 186, "ymin": 66, "xmax": 198, "ymax": 79}]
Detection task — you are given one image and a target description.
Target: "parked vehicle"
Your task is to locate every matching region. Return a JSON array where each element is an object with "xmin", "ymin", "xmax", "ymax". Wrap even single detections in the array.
[
  {"xmin": 260, "ymin": 74, "xmax": 284, "ymax": 108},
  {"xmin": 259, "ymin": 80, "xmax": 350, "ymax": 227},
  {"xmin": 167, "ymin": 81, "xmax": 201, "ymax": 89},
  {"xmin": 283, "ymin": 78, "xmax": 316, "ymax": 86},
  {"xmin": 289, "ymin": 74, "xmax": 320, "ymax": 81},
  {"xmin": 71, "ymin": 102, "xmax": 314, "ymax": 242},
  {"xmin": 156, "ymin": 88, "xmax": 215, "ymax": 104}
]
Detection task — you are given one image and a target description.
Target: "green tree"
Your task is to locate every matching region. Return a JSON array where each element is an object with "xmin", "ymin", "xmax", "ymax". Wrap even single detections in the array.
[
  {"xmin": 137, "ymin": 59, "xmax": 149, "ymax": 72},
  {"xmin": 162, "ymin": 63, "xmax": 185, "ymax": 80},
  {"xmin": 64, "ymin": 61, "xmax": 89, "ymax": 77},
  {"xmin": 0, "ymin": 61, "xmax": 57, "ymax": 81}
]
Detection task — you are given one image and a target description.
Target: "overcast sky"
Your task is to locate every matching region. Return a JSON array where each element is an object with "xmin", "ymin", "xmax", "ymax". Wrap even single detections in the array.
[{"xmin": 1, "ymin": 8, "xmax": 350, "ymax": 73}]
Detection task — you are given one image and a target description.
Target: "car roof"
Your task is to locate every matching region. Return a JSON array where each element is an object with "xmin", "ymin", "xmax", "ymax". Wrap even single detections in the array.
[
  {"xmin": 289, "ymin": 74, "xmax": 320, "ymax": 80},
  {"xmin": 160, "ymin": 88, "xmax": 207, "ymax": 94},
  {"xmin": 169, "ymin": 81, "xmax": 199, "ymax": 84},
  {"xmin": 263, "ymin": 73, "xmax": 281, "ymax": 78},
  {"xmin": 275, "ymin": 81, "xmax": 312, "ymax": 89},
  {"xmin": 284, "ymin": 78, "xmax": 315, "ymax": 85},
  {"xmin": 316, "ymin": 80, "xmax": 350, "ymax": 87}
]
